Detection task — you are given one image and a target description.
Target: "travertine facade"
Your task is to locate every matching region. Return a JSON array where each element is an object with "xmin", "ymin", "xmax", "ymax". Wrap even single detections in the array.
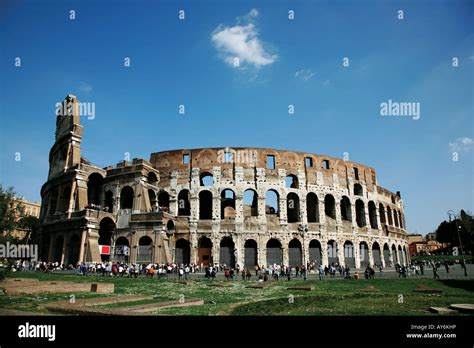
[{"xmin": 39, "ymin": 95, "xmax": 410, "ymax": 269}]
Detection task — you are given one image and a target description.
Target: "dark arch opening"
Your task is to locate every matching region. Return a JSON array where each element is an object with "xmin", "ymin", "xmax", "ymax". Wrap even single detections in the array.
[
  {"xmin": 175, "ymin": 239, "xmax": 190, "ymax": 265},
  {"xmin": 199, "ymin": 190, "xmax": 213, "ymax": 219},
  {"xmin": 324, "ymin": 194, "xmax": 336, "ymax": 219},
  {"xmin": 306, "ymin": 193, "xmax": 319, "ymax": 223},
  {"xmin": 286, "ymin": 192, "xmax": 300, "ymax": 223},
  {"xmin": 340, "ymin": 196, "xmax": 352, "ymax": 221},
  {"xmin": 288, "ymin": 239, "xmax": 302, "ymax": 267},
  {"xmin": 244, "ymin": 239, "xmax": 258, "ymax": 268},
  {"xmin": 219, "ymin": 237, "xmax": 235, "ymax": 268},
  {"xmin": 120, "ymin": 186, "xmax": 134, "ymax": 210},
  {"xmin": 266, "ymin": 238, "xmax": 282, "ymax": 266},
  {"xmin": 178, "ymin": 189, "xmax": 191, "ymax": 216}
]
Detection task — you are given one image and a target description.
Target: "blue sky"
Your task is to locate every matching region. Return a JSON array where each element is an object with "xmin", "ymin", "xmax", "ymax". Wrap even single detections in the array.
[{"xmin": 0, "ymin": 0, "xmax": 473, "ymax": 235}]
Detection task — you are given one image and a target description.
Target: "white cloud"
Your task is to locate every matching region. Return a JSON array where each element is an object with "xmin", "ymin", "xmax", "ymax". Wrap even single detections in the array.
[
  {"xmin": 449, "ymin": 137, "xmax": 473, "ymax": 152},
  {"xmin": 294, "ymin": 69, "xmax": 315, "ymax": 81},
  {"xmin": 78, "ymin": 82, "xmax": 92, "ymax": 93},
  {"xmin": 211, "ymin": 9, "xmax": 277, "ymax": 69}
]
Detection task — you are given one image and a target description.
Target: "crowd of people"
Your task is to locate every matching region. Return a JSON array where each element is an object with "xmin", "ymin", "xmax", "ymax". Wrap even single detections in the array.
[{"xmin": 4, "ymin": 258, "xmax": 469, "ymax": 282}]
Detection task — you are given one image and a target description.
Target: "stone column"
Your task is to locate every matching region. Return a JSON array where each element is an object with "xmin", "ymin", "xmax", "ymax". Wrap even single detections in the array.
[
  {"xmin": 321, "ymin": 239, "xmax": 329, "ymax": 266},
  {"xmin": 354, "ymin": 242, "xmax": 361, "ymax": 269},
  {"xmin": 318, "ymin": 195, "xmax": 326, "ymax": 225},
  {"xmin": 78, "ymin": 229, "xmax": 88, "ymax": 263},
  {"xmin": 234, "ymin": 193, "xmax": 244, "ymax": 223},
  {"xmin": 368, "ymin": 244, "xmax": 374, "ymax": 266},
  {"xmin": 337, "ymin": 241, "xmax": 345, "ymax": 266}
]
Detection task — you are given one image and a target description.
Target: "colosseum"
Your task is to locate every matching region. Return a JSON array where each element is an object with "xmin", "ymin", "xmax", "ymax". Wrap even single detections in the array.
[{"xmin": 39, "ymin": 95, "xmax": 410, "ymax": 270}]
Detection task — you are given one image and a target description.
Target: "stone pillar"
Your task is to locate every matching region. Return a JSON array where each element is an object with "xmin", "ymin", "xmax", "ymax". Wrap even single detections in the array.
[
  {"xmin": 354, "ymin": 242, "xmax": 361, "ymax": 269},
  {"xmin": 335, "ymin": 196, "xmax": 342, "ymax": 224},
  {"xmin": 351, "ymin": 203, "xmax": 358, "ymax": 229},
  {"xmin": 318, "ymin": 195, "xmax": 326, "ymax": 225},
  {"xmin": 300, "ymin": 196, "xmax": 308, "ymax": 224},
  {"xmin": 257, "ymin": 196, "xmax": 266, "ymax": 224},
  {"xmin": 321, "ymin": 239, "xmax": 329, "ymax": 266},
  {"xmin": 78, "ymin": 229, "xmax": 87, "ymax": 263},
  {"xmin": 234, "ymin": 193, "xmax": 244, "ymax": 223},
  {"xmin": 368, "ymin": 244, "xmax": 374, "ymax": 266},
  {"xmin": 67, "ymin": 180, "xmax": 77, "ymax": 218},
  {"xmin": 60, "ymin": 233, "xmax": 66, "ymax": 264},
  {"xmin": 337, "ymin": 241, "xmax": 345, "ymax": 266},
  {"xmin": 212, "ymin": 192, "xmax": 220, "ymax": 220},
  {"xmin": 282, "ymin": 243, "xmax": 288, "ymax": 267}
]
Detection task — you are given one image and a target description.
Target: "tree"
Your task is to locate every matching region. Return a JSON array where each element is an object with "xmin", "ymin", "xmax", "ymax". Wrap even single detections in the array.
[
  {"xmin": 18, "ymin": 215, "xmax": 40, "ymax": 244},
  {"xmin": 0, "ymin": 185, "xmax": 25, "ymax": 237},
  {"xmin": 435, "ymin": 210, "xmax": 473, "ymax": 254}
]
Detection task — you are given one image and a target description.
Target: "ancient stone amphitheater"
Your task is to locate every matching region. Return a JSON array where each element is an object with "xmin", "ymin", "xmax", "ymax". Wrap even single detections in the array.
[{"xmin": 40, "ymin": 95, "xmax": 409, "ymax": 270}]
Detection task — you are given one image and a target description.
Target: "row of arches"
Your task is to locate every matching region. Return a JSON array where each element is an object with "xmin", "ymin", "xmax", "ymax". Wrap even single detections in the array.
[
  {"xmin": 175, "ymin": 237, "xmax": 408, "ymax": 269},
  {"xmin": 83, "ymin": 171, "xmax": 404, "ymax": 230}
]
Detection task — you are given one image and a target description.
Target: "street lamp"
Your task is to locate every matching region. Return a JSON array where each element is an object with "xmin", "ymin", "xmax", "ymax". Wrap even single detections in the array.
[
  {"xmin": 298, "ymin": 218, "xmax": 308, "ymax": 281},
  {"xmin": 447, "ymin": 210, "xmax": 468, "ymax": 276}
]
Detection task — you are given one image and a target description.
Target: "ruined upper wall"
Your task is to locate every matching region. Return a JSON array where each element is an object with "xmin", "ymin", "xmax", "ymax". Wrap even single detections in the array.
[{"xmin": 149, "ymin": 147, "xmax": 379, "ymax": 192}]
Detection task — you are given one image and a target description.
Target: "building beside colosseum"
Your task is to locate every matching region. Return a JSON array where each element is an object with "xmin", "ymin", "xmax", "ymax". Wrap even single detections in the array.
[{"xmin": 39, "ymin": 95, "xmax": 410, "ymax": 269}]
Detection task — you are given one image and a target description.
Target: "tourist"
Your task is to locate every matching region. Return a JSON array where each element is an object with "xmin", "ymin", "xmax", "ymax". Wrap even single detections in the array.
[
  {"xmin": 246, "ymin": 268, "xmax": 252, "ymax": 281},
  {"xmin": 433, "ymin": 265, "xmax": 440, "ymax": 280},
  {"xmin": 318, "ymin": 264, "xmax": 324, "ymax": 280}
]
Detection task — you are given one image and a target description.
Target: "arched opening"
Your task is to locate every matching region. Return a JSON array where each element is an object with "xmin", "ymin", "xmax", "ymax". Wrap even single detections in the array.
[
  {"xmin": 219, "ymin": 237, "xmax": 235, "ymax": 268},
  {"xmin": 200, "ymin": 172, "xmax": 213, "ymax": 186},
  {"xmin": 166, "ymin": 220, "xmax": 175, "ymax": 233},
  {"xmin": 104, "ymin": 190, "xmax": 114, "ymax": 212},
  {"xmin": 243, "ymin": 189, "xmax": 258, "ymax": 217},
  {"xmin": 324, "ymin": 194, "xmax": 336, "ymax": 219},
  {"xmin": 387, "ymin": 206, "xmax": 393, "ymax": 225},
  {"xmin": 355, "ymin": 199, "xmax": 366, "ymax": 227},
  {"xmin": 148, "ymin": 189, "xmax": 157, "ymax": 212},
  {"xmin": 286, "ymin": 192, "xmax": 300, "ymax": 223},
  {"xmin": 48, "ymin": 188, "xmax": 58, "ymax": 215},
  {"xmin": 221, "ymin": 189, "xmax": 236, "ymax": 219},
  {"xmin": 120, "ymin": 186, "xmax": 134, "ymax": 210},
  {"xmin": 244, "ymin": 239, "xmax": 258, "ymax": 268},
  {"xmin": 359, "ymin": 242, "xmax": 369, "ymax": 268},
  {"xmin": 393, "ymin": 210, "xmax": 399, "ymax": 227},
  {"xmin": 175, "ymin": 239, "xmax": 190, "ymax": 265},
  {"xmin": 288, "ymin": 239, "xmax": 302, "ymax": 267},
  {"xmin": 398, "ymin": 245, "xmax": 404, "ymax": 265},
  {"xmin": 392, "ymin": 244, "xmax": 398, "ymax": 264},
  {"xmin": 115, "ymin": 237, "xmax": 130, "ymax": 262},
  {"xmin": 147, "ymin": 172, "xmax": 158, "ymax": 185},
  {"xmin": 285, "ymin": 174, "xmax": 299, "ymax": 189},
  {"xmin": 372, "ymin": 242, "xmax": 382, "ymax": 266},
  {"xmin": 265, "ymin": 190, "xmax": 279, "ymax": 215},
  {"xmin": 383, "ymin": 243, "xmax": 391, "ymax": 267},
  {"xmin": 58, "ymin": 186, "xmax": 71, "ymax": 213},
  {"xmin": 199, "ymin": 190, "xmax": 213, "ymax": 219},
  {"xmin": 309, "ymin": 240, "xmax": 322, "ymax": 266},
  {"xmin": 344, "ymin": 241, "xmax": 355, "ymax": 268},
  {"xmin": 340, "ymin": 196, "xmax": 352, "ymax": 221},
  {"xmin": 178, "ymin": 189, "xmax": 191, "ymax": 216},
  {"xmin": 198, "ymin": 237, "xmax": 213, "ymax": 266},
  {"xmin": 158, "ymin": 190, "xmax": 170, "ymax": 212},
  {"xmin": 66, "ymin": 234, "xmax": 81, "ymax": 265},
  {"xmin": 87, "ymin": 173, "xmax": 104, "ymax": 207},
  {"xmin": 368, "ymin": 201, "xmax": 378, "ymax": 229},
  {"xmin": 99, "ymin": 217, "xmax": 115, "ymax": 261},
  {"xmin": 354, "ymin": 183, "xmax": 363, "ymax": 196},
  {"xmin": 52, "ymin": 235, "xmax": 64, "ymax": 263},
  {"xmin": 40, "ymin": 234, "xmax": 51, "ymax": 261},
  {"xmin": 327, "ymin": 240, "xmax": 338, "ymax": 265},
  {"xmin": 379, "ymin": 204, "xmax": 386, "ymax": 224},
  {"xmin": 403, "ymin": 246, "xmax": 407, "ymax": 265},
  {"xmin": 266, "ymin": 238, "xmax": 282, "ymax": 266},
  {"xmin": 306, "ymin": 193, "xmax": 319, "ymax": 223},
  {"xmin": 137, "ymin": 236, "xmax": 153, "ymax": 263},
  {"xmin": 399, "ymin": 213, "xmax": 405, "ymax": 229}
]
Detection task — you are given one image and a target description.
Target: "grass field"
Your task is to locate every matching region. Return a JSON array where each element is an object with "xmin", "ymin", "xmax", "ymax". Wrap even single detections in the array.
[{"xmin": 1, "ymin": 272, "xmax": 473, "ymax": 316}]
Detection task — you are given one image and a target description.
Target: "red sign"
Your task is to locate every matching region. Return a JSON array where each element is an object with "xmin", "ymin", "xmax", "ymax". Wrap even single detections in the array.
[{"xmin": 99, "ymin": 245, "xmax": 111, "ymax": 255}]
